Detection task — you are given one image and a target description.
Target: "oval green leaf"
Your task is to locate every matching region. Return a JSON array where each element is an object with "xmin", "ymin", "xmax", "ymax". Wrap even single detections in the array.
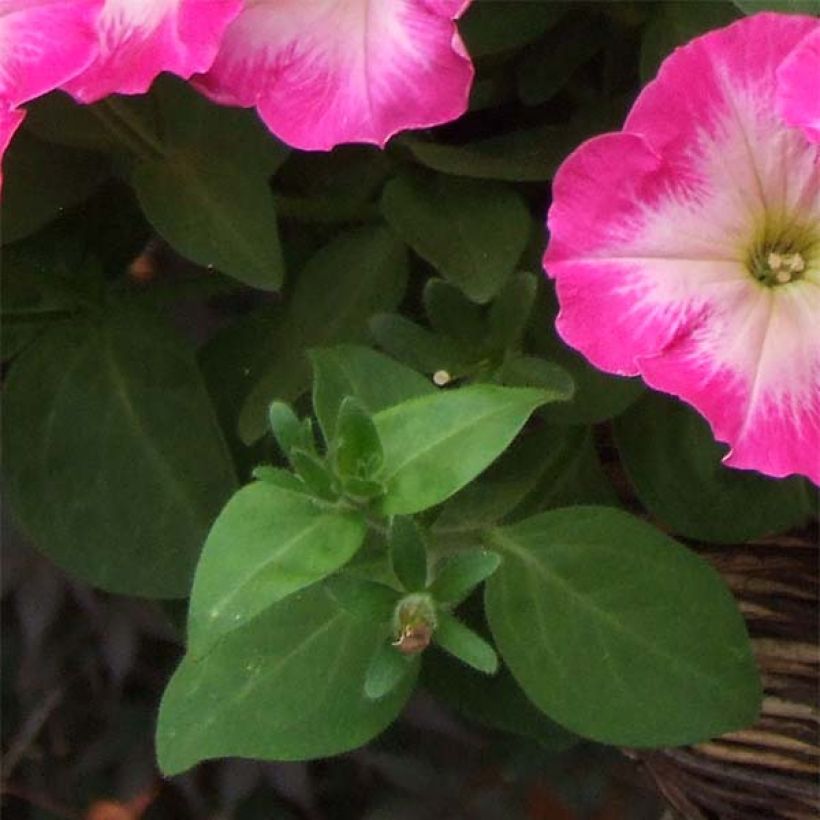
[
  {"xmin": 381, "ymin": 173, "xmax": 531, "ymax": 304},
  {"xmin": 434, "ymin": 612, "xmax": 499, "ymax": 675},
  {"xmin": 485, "ymin": 506, "xmax": 761, "ymax": 747},
  {"xmin": 334, "ymin": 397, "xmax": 383, "ymax": 479},
  {"xmin": 132, "ymin": 79, "xmax": 288, "ymax": 290},
  {"xmin": 187, "ymin": 482, "xmax": 366, "ymax": 653},
  {"xmin": 374, "ymin": 385, "xmax": 563, "ymax": 515},
  {"xmin": 364, "ymin": 641, "xmax": 418, "ymax": 700},
  {"xmin": 429, "ymin": 551, "xmax": 501, "ymax": 605},
  {"xmin": 401, "ymin": 124, "xmax": 577, "ymax": 183},
  {"xmin": 2, "ymin": 309, "xmax": 237, "ymax": 598},
  {"xmin": 157, "ymin": 587, "xmax": 415, "ymax": 774}
]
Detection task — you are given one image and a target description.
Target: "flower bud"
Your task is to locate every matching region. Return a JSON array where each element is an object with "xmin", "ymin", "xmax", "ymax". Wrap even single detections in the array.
[{"xmin": 391, "ymin": 593, "xmax": 437, "ymax": 656}]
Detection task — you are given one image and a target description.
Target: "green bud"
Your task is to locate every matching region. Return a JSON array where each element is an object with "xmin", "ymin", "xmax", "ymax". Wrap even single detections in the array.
[{"xmin": 391, "ymin": 593, "xmax": 437, "ymax": 655}]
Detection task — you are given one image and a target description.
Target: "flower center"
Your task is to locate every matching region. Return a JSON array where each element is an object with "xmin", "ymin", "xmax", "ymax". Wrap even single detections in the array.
[
  {"xmin": 745, "ymin": 219, "xmax": 817, "ymax": 288},
  {"xmin": 759, "ymin": 250, "xmax": 805, "ymax": 285}
]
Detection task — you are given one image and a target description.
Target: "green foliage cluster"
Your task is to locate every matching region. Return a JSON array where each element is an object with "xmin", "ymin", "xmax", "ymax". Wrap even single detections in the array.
[{"xmin": 2, "ymin": 0, "xmax": 816, "ymax": 778}]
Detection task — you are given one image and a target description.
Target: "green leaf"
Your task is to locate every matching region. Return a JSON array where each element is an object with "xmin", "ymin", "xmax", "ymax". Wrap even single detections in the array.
[
  {"xmin": 509, "ymin": 426, "xmax": 618, "ymax": 517},
  {"xmin": 1, "ymin": 224, "xmax": 90, "ymax": 316},
  {"xmin": 641, "ymin": 3, "xmax": 739, "ymax": 83},
  {"xmin": 251, "ymin": 466, "xmax": 309, "ymax": 494},
  {"xmin": 364, "ymin": 641, "xmax": 418, "ymax": 700},
  {"xmin": 334, "ymin": 398, "xmax": 383, "ymax": 479},
  {"xmin": 369, "ymin": 313, "xmax": 471, "ymax": 377},
  {"xmin": 26, "ymin": 91, "xmax": 118, "ymax": 154},
  {"xmin": 22, "ymin": 91, "xmax": 115, "ymax": 152},
  {"xmin": 324, "ymin": 574, "xmax": 400, "ymax": 622},
  {"xmin": 389, "ymin": 517, "xmax": 428, "ymax": 592},
  {"xmin": 516, "ymin": 14, "xmax": 608, "ymax": 105},
  {"xmin": 268, "ymin": 401, "xmax": 303, "ymax": 460},
  {"xmin": 275, "ymin": 145, "xmax": 392, "ymax": 223},
  {"xmin": 432, "ymin": 426, "xmax": 562, "ymax": 535},
  {"xmin": 423, "ymin": 279, "xmax": 486, "ymax": 348},
  {"xmin": 460, "ymin": 1, "xmax": 567, "ymax": 57},
  {"xmin": 614, "ymin": 394, "xmax": 813, "ymax": 543},
  {"xmin": 374, "ymin": 385, "xmax": 557, "ymax": 515},
  {"xmin": 401, "ymin": 124, "xmax": 578, "ymax": 182},
  {"xmin": 733, "ymin": 0, "xmax": 819, "ymax": 12},
  {"xmin": 488, "ymin": 273, "xmax": 537, "ymax": 351},
  {"xmin": 186, "ymin": 482, "xmax": 366, "ymax": 653},
  {"xmin": 290, "ymin": 449, "xmax": 338, "ymax": 501},
  {"xmin": 239, "ymin": 226, "xmax": 409, "ymax": 444},
  {"xmin": 498, "ymin": 356, "xmax": 575, "ymax": 397},
  {"xmin": 486, "ymin": 507, "xmax": 761, "ymax": 747},
  {"xmin": 132, "ymin": 78, "xmax": 288, "ymax": 290},
  {"xmin": 434, "ymin": 612, "xmax": 499, "ymax": 675},
  {"xmin": 2, "ymin": 308, "xmax": 237, "ymax": 598},
  {"xmin": 198, "ymin": 301, "xmax": 284, "ymax": 466},
  {"xmin": 310, "ymin": 344, "xmax": 434, "ymax": 444},
  {"xmin": 430, "ymin": 551, "xmax": 501, "ymax": 605},
  {"xmin": 157, "ymin": 587, "xmax": 415, "ymax": 774},
  {"xmin": 1, "ymin": 129, "xmax": 109, "ymax": 244},
  {"xmin": 340, "ymin": 476, "xmax": 385, "ymax": 501},
  {"xmin": 381, "ymin": 173, "xmax": 531, "ymax": 303}
]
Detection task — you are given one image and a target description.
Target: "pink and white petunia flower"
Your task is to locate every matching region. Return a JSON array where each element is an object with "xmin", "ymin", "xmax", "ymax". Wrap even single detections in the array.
[
  {"xmin": 194, "ymin": 0, "xmax": 475, "ymax": 151},
  {"xmin": 0, "ymin": 0, "xmax": 102, "ymax": 107},
  {"xmin": 544, "ymin": 13, "xmax": 820, "ymax": 484},
  {"xmin": 777, "ymin": 25, "xmax": 820, "ymax": 143},
  {"xmin": 63, "ymin": 0, "xmax": 242, "ymax": 103}
]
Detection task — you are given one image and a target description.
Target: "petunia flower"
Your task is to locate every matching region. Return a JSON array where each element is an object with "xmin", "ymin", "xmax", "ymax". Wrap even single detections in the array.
[
  {"xmin": 62, "ymin": 0, "xmax": 242, "ymax": 103},
  {"xmin": 543, "ymin": 13, "xmax": 820, "ymax": 484},
  {"xmin": 777, "ymin": 25, "xmax": 820, "ymax": 143},
  {"xmin": 0, "ymin": 0, "xmax": 102, "ymax": 107},
  {"xmin": 193, "ymin": 0, "xmax": 475, "ymax": 151}
]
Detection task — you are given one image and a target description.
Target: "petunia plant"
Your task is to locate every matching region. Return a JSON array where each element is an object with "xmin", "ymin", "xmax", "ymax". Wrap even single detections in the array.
[{"xmin": 0, "ymin": 0, "xmax": 817, "ymax": 794}]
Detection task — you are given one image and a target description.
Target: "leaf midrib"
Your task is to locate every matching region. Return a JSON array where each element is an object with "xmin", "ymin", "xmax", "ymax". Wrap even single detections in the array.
[
  {"xmin": 489, "ymin": 528, "xmax": 745, "ymax": 698},
  {"xmin": 376, "ymin": 393, "xmax": 540, "ymax": 482},
  {"xmin": 193, "ymin": 503, "xmax": 362, "ymax": 647}
]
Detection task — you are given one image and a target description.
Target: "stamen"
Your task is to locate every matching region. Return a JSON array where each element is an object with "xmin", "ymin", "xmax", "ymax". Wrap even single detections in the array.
[
  {"xmin": 767, "ymin": 252, "xmax": 783, "ymax": 271},
  {"xmin": 753, "ymin": 249, "xmax": 807, "ymax": 286},
  {"xmin": 786, "ymin": 253, "xmax": 805, "ymax": 273}
]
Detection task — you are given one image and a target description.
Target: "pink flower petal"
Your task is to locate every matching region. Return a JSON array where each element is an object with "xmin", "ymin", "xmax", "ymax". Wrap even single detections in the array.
[
  {"xmin": 639, "ymin": 282, "xmax": 820, "ymax": 483},
  {"xmin": 0, "ymin": 0, "xmax": 102, "ymax": 107},
  {"xmin": 777, "ymin": 25, "xmax": 820, "ymax": 143},
  {"xmin": 0, "ymin": 103, "xmax": 25, "ymax": 193},
  {"xmin": 63, "ymin": 0, "xmax": 242, "ymax": 103},
  {"xmin": 544, "ymin": 13, "xmax": 820, "ymax": 483},
  {"xmin": 194, "ymin": 0, "xmax": 475, "ymax": 150}
]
